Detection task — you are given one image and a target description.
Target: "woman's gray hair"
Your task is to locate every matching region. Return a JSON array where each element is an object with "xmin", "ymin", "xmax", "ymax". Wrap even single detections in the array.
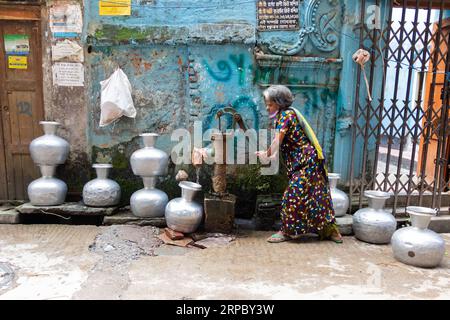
[{"xmin": 263, "ymin": 85, "xmax": 294, "ymax": 110}]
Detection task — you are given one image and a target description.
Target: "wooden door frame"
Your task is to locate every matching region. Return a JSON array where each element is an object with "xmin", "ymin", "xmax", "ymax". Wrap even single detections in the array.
[{"xmin": 0, "ymin": 3, "xmax": 44, "ymax": 200}]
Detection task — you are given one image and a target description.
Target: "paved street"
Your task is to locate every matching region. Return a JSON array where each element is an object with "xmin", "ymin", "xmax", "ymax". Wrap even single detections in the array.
[{"xmin": 0, "ymin": 225, "xmax": 449, "ymax": 300}]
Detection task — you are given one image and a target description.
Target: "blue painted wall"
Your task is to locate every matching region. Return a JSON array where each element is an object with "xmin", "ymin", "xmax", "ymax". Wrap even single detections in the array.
[{"xmin": 80, "ymin": 0, "xmax": 388, "ymax": 190}]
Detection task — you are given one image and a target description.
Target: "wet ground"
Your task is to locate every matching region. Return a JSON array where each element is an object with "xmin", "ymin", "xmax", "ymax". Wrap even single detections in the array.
[{"xmin": 0, "ymin": 224, "xmax": 449, "ymax": 300}]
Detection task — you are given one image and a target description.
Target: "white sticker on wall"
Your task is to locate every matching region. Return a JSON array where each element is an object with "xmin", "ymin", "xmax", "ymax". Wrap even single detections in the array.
[
  {"xmin": 52, "ymin": 62, "xmax": 84, "ymax": 87},
  {"xmin": 49, "ymin": 2, "xmax": 83, "ymax": 38},
  {"xmin": 52, "ymin": 40, "xmax": 84, "ymax": 62}
]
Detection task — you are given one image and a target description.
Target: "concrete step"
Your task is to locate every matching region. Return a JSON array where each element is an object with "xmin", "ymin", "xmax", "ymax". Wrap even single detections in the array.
[
  {"xmin": 16, "ymin": 202, "xmax": 119, "ymax": 217},
  {"xmin": 0, "ymin": 209, "xmax": 21, "ymax": 224},
  {"xmin": 102, "ymin": 211, "xmax": 166, "ymax": 227},
  {"xmin": 236, "ymin": 214, "xmax": 450, "ymax": 235}
]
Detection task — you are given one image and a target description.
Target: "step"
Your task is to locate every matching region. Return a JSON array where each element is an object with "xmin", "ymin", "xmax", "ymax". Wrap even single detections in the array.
[
  {"xmin": 0, "ymin": 209, "xmax": 21, "ymax": 224},
  {"xmin": 102, "ymin": 210, "xmax": 166, "ymax": 227},
  {"xmin": 16, "ymin": 202, "xmax": 118, "ymax": 217}
]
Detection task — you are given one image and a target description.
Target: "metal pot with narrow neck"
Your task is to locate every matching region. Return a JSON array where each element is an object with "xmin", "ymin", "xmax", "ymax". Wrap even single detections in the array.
[
  {"xmin": 130, "ymin": 133, "xmax": 169, "ymax": 177},
  {"xmin": 30, "ymin": 121, "xmax": 70, "ymax": 165},
  {"xmin": 83, "ymin": 164, "xmax": 121, "ymax": 207},
  {"xmin": 130, "ymin": 177, "xmax": 168, "ymax": 218},
  {"xmin": 352, "ymin": 190, "xmax": 397, "ymax": 244},
  {"xmin": 165, "ymin": 181, "xmax": 203, "ymax": 233},
  {"xmin": 391, "ymin": 206, "xmax": 445, "ymax": 268},
  {"xmin": 328, "ymin": 173, "xmax": 349, "ymax": 217},
  {"xmin": 27, "ymin": 165, "xmax": 67, "ymax": 206}
]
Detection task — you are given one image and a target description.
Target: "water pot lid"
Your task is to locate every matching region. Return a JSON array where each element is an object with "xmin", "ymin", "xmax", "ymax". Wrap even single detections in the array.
[
  {"xmin": 406, "ymin": 206, "xmax": 437, "ymax": 217},
  {"xmin": 364, "ymin": 190, "xmax": 391, "ymax": 200},
  {"xmin": 179, "ymin": 181, "xmax": 202, "ymax": 190},
  {"xmin": 92, "ymin": 163, "xmax": 113, "ymax": 169}
]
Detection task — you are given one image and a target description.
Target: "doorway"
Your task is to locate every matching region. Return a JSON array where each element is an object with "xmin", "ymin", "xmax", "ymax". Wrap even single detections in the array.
[{"xmin": 0, "ymin": 4, "xmax": 44, "ymax": 200}]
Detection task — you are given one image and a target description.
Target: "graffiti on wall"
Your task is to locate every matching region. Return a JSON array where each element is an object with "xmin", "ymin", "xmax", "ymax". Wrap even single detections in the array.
[{"xmin": 203, "ymin": 54, "xmax": 250, "ymax": 87}]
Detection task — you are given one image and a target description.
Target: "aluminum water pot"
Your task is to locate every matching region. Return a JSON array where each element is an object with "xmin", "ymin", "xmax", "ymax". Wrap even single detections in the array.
[
  {"xmin": 328, "ymin": 173, "xmax": 349, "ymax": 217},
  {"xmin": 165, "ymin": 181, "xmax": 203, "ymax": 233},
  {"xmin": 352, "ymin": 190, "xmax": 396, "ymax": 244},
  {"xmin": 391, "ymin": 206, "xmax": 445, "ymax": 268},
  {"xmin": 30, "ymin": 121, "xmax": 70, "ymax": 165},
  {"xmin": 83, "ymin": 164, "xmax": 121, "ymax": 207},
  {"xmin": 27, "ymin": 165, "xmax": 67, "ymax": 206},
  {"xmin": 130, "ymin": 177, "xmax": 168, "ymax": 218},
  {"xmin": 130, "ymin": 133, "xmax": 169, "ymax": 177}
]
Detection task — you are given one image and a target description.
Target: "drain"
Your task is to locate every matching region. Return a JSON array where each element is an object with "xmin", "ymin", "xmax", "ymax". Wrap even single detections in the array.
[{"xmin": 0, "ymin": 262, "xmax": 15, "ymax": 289}]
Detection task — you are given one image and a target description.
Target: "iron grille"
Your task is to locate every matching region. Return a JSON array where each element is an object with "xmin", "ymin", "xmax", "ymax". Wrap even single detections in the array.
[{"xmin": 350, "ymin": 0, "xmax": 450, "ymax": 214}]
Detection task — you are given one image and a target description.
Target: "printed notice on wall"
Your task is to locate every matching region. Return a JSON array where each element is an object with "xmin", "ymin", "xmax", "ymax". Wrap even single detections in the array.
[
  {"xmin": 50, "ymin": 2, "xmax": 83, "ymax": 38},
  {"xmin": 4, "ymin": 35, "xmax": 30, "ymax": 55},
  {"xmin": 52, "ymin": 40, "xmax": 84, "ymax": 62},
  {"xmin": 52, "ymin": 62, "xmax": 84, "ymax": 87},
  {"xmin": 257, "ymin": 0, "xmax": 299, "ymax": 31},
  {"xmin": 99, "ymin": 0, "xmax": 131, "ymax": 16},
  {"xmin": 8, "ymin": 56, "xmax": 28, "ymax": 69}
]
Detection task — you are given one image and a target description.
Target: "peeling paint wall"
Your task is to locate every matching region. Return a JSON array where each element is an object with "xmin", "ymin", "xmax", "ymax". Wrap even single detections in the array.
[
  {"xmin": 40, "ymin": 0, "xmax": 365, "ymax": 200},
  {"xmin": 41, "ymin": 0, "xmax": 89, "ymax": 193}
]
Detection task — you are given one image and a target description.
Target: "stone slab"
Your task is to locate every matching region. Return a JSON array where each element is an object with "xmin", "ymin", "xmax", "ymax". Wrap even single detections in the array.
[
  {"xmin": 336, "ymin": 214, "xmax": 353, "ymax": 236},
  {"xmin": 0, "ymin": 209, "xmax": 21, "ymax": 224},
  {"xmin": 102, "ymin": 211, "xmax": 166, "ymax": 227},
  {"xmin": 204, "ymin": 194, "xmax": 236, "ymax": 234},
  {"xmin": 234, "ymin": 218, "xmax": 257, "ymax": 230},
  {"xmin": 16, "ymin": 202, "xmax": 118, "ymax": 217}
]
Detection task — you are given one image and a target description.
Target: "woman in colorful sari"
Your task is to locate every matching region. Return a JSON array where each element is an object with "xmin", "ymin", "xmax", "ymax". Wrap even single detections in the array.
[{"xmin": 256, "ymin": 85, "xmax": 343, "ymax": 243}]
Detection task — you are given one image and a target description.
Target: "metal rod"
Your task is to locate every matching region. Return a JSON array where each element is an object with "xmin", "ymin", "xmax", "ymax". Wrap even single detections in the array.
[
  {"xmin": 419, "ymin": 2, "xmax": 445, "ymax": 207},
  {"xmin": 383, "ymin": 1, "xmax": 408, "ymax": 195},
  {"xmin": 410, "ymin": 1, "xmax": 433, "ymax": 207},
  {"xmin": 373, "ymin": 2, "xmax": 394, "ymax": 193},
  {"xmin": 349, "ymin": 0, "xmax": 368, "ymax": 212},
  {"xmin": 392, "ymin": 0, "xmax": 421, "ymax": 213},
  {"xmin": 434, "ymin": 26, "xmax": 450, "ymax": 212}
]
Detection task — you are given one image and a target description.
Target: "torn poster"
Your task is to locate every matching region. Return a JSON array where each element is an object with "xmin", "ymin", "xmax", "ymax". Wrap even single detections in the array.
[
  {"xmin": 52, "ymin": 62, "xmax": 84, "ymax": 87},
  {"xmin": 99, "ymin": 0, "xmax": 131, "ymax": 16},
  {"xmin": 4, "ymin": 35, "xmax": 30, "ymax": 55},
  {"xmin": 52, "ymin": 40, "xmax": 84, "ymax": 62},
  {"xmin": 49, "ymin": 2, "xmax": 83, "ymax": 38}
]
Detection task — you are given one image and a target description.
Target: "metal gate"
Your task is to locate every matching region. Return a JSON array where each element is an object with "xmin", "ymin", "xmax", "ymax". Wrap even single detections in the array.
[{"xmin": 350, "ymin": 0, "xmax": 450, "ymax": 214}]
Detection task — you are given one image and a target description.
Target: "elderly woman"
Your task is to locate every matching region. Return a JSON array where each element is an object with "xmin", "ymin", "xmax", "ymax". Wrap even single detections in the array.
[{"xmin": 256, "ymin": 85, "xmax": 343, "ymax": 243}]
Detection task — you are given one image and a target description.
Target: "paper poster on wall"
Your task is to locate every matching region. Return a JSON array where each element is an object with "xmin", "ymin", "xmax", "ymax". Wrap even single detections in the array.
[
  {"xmin": 49, "ymin": 2, "xmax": 83, "ymax": 38},
  {"xmin": 99, "ymin": 0, "xmax": 131, "ymax": 16},
  {"xmin": 52, "ymin": 40, "xmax": 84, "ymax": 62},
  {"xmin": 8, "ymin": 56, "xmax": 28, "ymax": 69},
  {"xmin": 52, "ymin": 62, "xmax": 84, "ymax": 87},
  {"xmin": 4, "ymin": 35, "xmax": 30, "ymax": 55}
]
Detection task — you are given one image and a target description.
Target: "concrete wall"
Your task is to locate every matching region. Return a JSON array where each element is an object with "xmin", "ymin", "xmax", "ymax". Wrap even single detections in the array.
[{"xmin": 40, "ymin": 0, "xmax": 369, "ymax": 206}]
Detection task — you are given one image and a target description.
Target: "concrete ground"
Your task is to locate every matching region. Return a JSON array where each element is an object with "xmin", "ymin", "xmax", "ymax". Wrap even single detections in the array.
[{"xmin": 0, "ymin": 224, "xmax": 449, "ymax": 300}]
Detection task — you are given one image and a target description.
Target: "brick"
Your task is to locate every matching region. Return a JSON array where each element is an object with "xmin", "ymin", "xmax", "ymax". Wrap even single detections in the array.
[{"xmin": 164, "ymin": 228, "xmax": 184, "ymax": 240}]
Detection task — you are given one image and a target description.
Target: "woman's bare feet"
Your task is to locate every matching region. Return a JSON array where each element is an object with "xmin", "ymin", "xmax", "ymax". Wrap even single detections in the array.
[
  {"xmin": 330, "ymin": 230, "xmax": 343, "ymax": 243},
  {"xmin": 267, "ymin": 231, "xmax": 292, "ymax": 243}
]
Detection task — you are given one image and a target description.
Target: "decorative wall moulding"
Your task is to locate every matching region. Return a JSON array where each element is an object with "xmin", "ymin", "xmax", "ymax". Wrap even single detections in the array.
[{"xmin": 258, "ymin": 0, "xmax": 343, "ymax": 56}]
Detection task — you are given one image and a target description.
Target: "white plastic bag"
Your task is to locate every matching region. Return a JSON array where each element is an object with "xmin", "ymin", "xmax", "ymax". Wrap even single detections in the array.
[{"xmin": 99, "ymin": 68, "xmax": 136, "ymax": 127}]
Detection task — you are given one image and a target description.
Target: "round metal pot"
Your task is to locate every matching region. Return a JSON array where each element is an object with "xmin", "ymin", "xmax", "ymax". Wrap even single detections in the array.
[
  {"xmin": 165, "ymin": 181, "xmax": 203, "ymax": 233},
  {"xmin": 83, "ymin": 164, "xmax": 121, "ymax": 207},
  {"xmin": 130, "ymin": 133, "xmax": 169, "ymax": 177},
  {"xmin": 27, "ymin": 165, "xmax": 67, "ymax": 206},
  {"xmin": 391, "ymin": 206, "xmax": 445, "ymax": 268},
  {"xmin": 30, "ymin": 121, "xmax": 70, "ymax": 165},
  {"xmin": 130, "ymin": 177, "xmax": 168, "ymax": 218},
  {"xmin": 328, "ymin": 173, "xmax": 349, "ymax": 217},
  {"xmin": 353, "ymin": 190, "xmax": 396, "ymax": 244}
]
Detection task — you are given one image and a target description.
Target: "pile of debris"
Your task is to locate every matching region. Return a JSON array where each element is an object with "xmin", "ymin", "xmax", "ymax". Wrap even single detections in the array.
[{"xmin": 159, "ymin": 228, "xmax": 236, "ymax": 249}]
